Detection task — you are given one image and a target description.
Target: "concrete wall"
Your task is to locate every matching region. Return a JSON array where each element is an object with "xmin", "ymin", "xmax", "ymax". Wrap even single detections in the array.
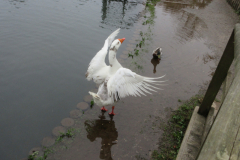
[
  {"xmin": 197, "ymin": 24, "xmax": 240, "ymax": 160},
  {"xmin": 227, "ymin": 0, "xmax": 240, "ymax": 11}
]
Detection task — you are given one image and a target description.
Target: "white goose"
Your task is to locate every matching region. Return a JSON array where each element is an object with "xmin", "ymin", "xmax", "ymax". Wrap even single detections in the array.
[
  {"xmin": 87, "ymin": 29, "xmax": 165, "ymax": 115},
  {"xmin": 85, "ymin": 28, "xmax": 120, "ymax": 84}
]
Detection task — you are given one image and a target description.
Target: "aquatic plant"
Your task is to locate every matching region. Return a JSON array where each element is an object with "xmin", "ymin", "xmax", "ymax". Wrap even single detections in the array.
[
  {"xmin": 90, "ymin": 100, "xmax": 94, "ymax": 106},
  {"xmin": 65, "ymin": 128, "xmax": 75, "ymax": 138},
  {"xmin": 27, "ymin": 147, "xmax": 53, "ymax": 160},
  {"xmin": 56, "ymin": 128, "xmax": 75, "ymax": 143},
  {"xmin": 128, "ymin": 53, "xmax": 134, "ymax": 59},
  {"xmin": 28, "ymin": 151, "xmax": 39, "ymax": 160},
  {"xmin": 127, "ymin": 0, "xmax": 158, "ymax": 61}
]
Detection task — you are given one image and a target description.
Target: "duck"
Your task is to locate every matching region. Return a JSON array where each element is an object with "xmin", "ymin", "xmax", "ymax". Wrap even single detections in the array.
[
  {"xmin": 87, "ymin": 29, "xmax": 165, "ymax": 116},
  {"xmin": 152, "ymin": 47, "xmax": 162, "ymax": 60}
]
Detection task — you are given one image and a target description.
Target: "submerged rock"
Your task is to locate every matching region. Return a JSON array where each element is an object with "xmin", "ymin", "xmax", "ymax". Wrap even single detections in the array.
[
  {"xmin": 61, "ymin": 118, "xmax": 74, "ymax": 127},
  {"xmin": 77, "ymin": 102, "xmax": 89, "ymax": 110},
  {"xmin": 52, "ymin": 126, "xmax": 66, "ymax": 136},
  {"xmin": 70, "ymin": 109, "xmax": 82, "ymax": 119},
  {"xmin": 41, "ymin": 137, "xmax": 55, "ymax": 147},
  {"xmin": 84, "ymin": 95, "xmax": 92, "ymax": 102}
]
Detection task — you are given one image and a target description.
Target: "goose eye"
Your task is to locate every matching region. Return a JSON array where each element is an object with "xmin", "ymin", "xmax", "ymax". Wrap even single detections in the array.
[{"xmin": 117, "ymin": 42, "xmax": 119, "ymax": 44}]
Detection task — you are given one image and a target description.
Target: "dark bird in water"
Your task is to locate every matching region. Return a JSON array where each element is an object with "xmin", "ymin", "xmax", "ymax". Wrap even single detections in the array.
[{"xmin": 152, "ymin": 47, "xmax": 162, "ymax": 60}]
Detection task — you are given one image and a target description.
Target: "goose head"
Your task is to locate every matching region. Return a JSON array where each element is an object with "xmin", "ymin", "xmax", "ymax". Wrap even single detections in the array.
[{"xmin": 109, "ymin": 38, "xmax": 125, "ymax": 51}]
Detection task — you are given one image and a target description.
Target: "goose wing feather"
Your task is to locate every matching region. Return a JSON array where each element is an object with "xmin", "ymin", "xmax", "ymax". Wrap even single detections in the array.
[
  {"xmin": 107, "ymin": 68, "xmax": 165, "ymax": 101},
  {"xmin": 86, "ymin": 28, "xmax": 120, "ymax": 81}
]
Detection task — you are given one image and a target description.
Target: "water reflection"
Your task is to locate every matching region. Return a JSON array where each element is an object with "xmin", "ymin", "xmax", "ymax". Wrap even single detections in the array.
[
  {"xmin": 151, "ymin": 58, "xmax": 160, "ymax": 74},
  {"xmin": 175, "ymin": 10, "xmax": 207, "ymax": 43},
  {"xmin": 162, "ymin": 0, "xmax": 213, "ymax": 11},
  {"xmin": 8, "ymin": 0, "xmax": 26, "ymax": 8},
  {"xmin": 101, "ymin": 0, "xmax": 145, "ymax": 28},
  {"xmin": 160, "ymin": 0, "xmax": 210, "ymax": 43},
  {"xmin": 85, "ymin": 113, "xmax": 118, "ymax": 160},
  {"xmin": 9, "ymin": 0, "xmax": 25, "ymax": 2}
]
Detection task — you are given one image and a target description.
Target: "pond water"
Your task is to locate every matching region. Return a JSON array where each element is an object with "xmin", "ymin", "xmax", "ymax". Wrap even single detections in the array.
[{"xmin": 0, "ymin": 0, "xmax": 219, "ymax": 159}]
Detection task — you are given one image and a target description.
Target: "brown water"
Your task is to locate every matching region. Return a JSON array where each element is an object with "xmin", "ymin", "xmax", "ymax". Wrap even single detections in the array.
[{"xmin": 1, "ymin": 0, "xmax": 237, "ymax": 159}]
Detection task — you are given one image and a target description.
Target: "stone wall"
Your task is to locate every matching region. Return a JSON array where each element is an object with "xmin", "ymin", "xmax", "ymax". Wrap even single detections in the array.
[{"xmin": 227, "ymin": 0, "xmax": 240, "ymax": 11}]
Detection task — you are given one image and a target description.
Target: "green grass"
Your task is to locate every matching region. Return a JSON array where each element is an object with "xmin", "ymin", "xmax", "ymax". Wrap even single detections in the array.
[
  {"xmin": 56, "ymin": 128, "xmax": 75, "ymax": 143},
  {"xmin": 28, "ymin": 128, "xmax": 75, "ymax": 160},
  {"xmin": 151, "ymin": 95, "xmax": 203, "ymax": 160},
  {"xmin": 28, "ymin": 147, "xmax": 53, "ymax": 160}
]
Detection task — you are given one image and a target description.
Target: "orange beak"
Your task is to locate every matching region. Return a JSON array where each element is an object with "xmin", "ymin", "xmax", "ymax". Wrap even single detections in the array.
[{"xmin": 118, "ymin": 38, "xmax": 125, "ymax": 44}]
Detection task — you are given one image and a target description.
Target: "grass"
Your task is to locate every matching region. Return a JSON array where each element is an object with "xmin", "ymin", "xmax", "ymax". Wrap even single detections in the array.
[
  {"xmin": 28, "ymin": 129, "xmax": 75, "ymax": 160},
  {"xmin": 151, "ymin": 94, "xmax": 203, "ymax": 160},
  {"xmin": 28, "ymin": 147, "xmax": 53, "ymax": 160},
  {"xmin": 56, "ymin": 128, "xmax": 75, "ymax": 143}
]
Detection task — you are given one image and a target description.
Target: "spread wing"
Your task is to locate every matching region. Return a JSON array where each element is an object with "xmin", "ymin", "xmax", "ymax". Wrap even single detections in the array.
[
  {"xmin": 86, "ymin": 28, "xmax": 120, "ymax": 81},
  {"xmin": 107, "ymin": 68, "xmax": 165, "ymax": 101},
  {"xmin": 103, "ymin": 28, "xmax": 121, "ymax": 50}
]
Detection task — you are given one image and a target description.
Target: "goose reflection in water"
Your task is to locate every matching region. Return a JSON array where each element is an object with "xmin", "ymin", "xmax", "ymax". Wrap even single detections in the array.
[{"xmin": 85, "ymin": 113, "xmax": 118, "ymax": 160}]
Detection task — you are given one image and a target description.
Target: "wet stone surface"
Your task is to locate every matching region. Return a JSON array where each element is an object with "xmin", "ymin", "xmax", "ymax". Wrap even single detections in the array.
[
  {"xmin": 41, "ymin": 137, "xmax": 55, "ymax": 147},
  {"xmin": 61, "ymin": 118, "xmax": 74, "ymax": 127},
  {"xmin": 84, "ymin": 95, "xmax": 92, "ymax": 102},
  {"xmin": 76, "ymin": 102, "xmax": 89, "ymax": 110},
  {"xmin": 52, "ymin": 126, "xmax": 66, "ymax": 137},
  {"xmin": 69, "ymin": 109, "xmax": 82, "ymax": 119}
]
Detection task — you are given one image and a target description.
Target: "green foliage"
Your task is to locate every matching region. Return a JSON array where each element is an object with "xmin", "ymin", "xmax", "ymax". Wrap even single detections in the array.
[
  {"xmin": 28, "ymin": 151, "xmax": 39, "ymax": 160},
  {"xmin": 134, "ymin": 62, "xmax": 143, "ymax": 70},
  {"xmin": 43, "ymin": 147, "xmax": 53, "ymax": 159},
  {"xmin": 56, "ymin": 128, "xmax": 75, "ymax": 143},
  {"xmin": 90, "ymin": 100, "xmax": 94, "ymax": 105},
  {"xmin": 134, "ymin": 49, "xmax": 139, "ymax": 56},
  {"xmin": 27, "ymin": 147, "xmax": 53, "ymax": 160},
  {"xmin": 152, "ymin": 95, "xmax": 203, "ymax": 160},
  {"xmin": 66, "ymin": 128, "xmax": 75, "ymax": 138},
  {"xmin": 128, "ymin": 53, "xmax": 134, "ymax": 59}
]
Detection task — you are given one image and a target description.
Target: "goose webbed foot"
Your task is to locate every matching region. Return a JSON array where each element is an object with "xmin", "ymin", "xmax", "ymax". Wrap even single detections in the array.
[
  {"xmin": 101, "ymin": 106, "xmax": 108, "ymax": 112},
  {"xmin": 108, "ymin": 106, "xmax": 116, "ymax": 116}
]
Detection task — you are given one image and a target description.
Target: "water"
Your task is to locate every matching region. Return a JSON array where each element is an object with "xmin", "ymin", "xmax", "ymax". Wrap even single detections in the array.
[
  {"xmin": 0, "ymin": 0, "xmax": 224, "ymax": 159},
  {"xmin": 0, "ymin": 0, "xmax": 145, "ymax": 159}
]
